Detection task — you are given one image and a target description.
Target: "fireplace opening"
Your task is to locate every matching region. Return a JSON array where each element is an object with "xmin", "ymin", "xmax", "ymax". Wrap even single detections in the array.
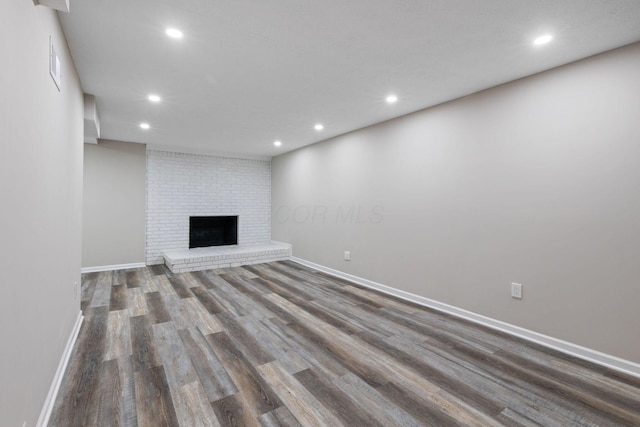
[{"xmin": 189, "ymin": 216, "xmax": 238, "ymax": 249}]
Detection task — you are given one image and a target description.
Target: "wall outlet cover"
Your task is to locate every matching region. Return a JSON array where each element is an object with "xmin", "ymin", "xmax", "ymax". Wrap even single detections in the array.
[{"xmin": 511, "ymin": 282, "xmax": 523, "ymax": 299}]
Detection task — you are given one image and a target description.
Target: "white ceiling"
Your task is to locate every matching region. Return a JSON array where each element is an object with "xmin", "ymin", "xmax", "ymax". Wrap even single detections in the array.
[{"xmin": 59, "ymin": 0, "xmax": 640, "ymax": 159}]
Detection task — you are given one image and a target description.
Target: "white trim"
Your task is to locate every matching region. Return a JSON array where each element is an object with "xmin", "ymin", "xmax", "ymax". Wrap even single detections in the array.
[
  {"xmin": 291, "ymin": 256, "xmax": 640, "ymax": 378},
  {"xmin": 37, "ymin": 311, "xmax": 84, "ymax": 427},
  {"xmin": 81, "ymin": 262, "xmax": 146, "ymax": 273}
]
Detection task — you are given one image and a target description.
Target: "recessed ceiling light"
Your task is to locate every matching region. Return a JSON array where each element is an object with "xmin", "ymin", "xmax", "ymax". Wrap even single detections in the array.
[
  {"xmin": 148, "ymin": 94, "xmax": 161, "ymax": 103},
  {"xmin": 386, "ymin": 94, "xmax": 398, "ymax": 104},
  {"xmin": 139, "ymin": 122, "xmax": 150, "ymax": 130},
  {"xmin": 314, "ymin": 124, "xmax": 324, "ymax": 131},
  {"xmin": 165, "ymin": 28, "xmax": 184, "ymax": 39},
  {"xmin": 274, "ymin": 140, "xmax": 282, "ymax": 147},
  {"xmin": 533, "ymin": 34, "xmax": 553, "ymax": 46}
]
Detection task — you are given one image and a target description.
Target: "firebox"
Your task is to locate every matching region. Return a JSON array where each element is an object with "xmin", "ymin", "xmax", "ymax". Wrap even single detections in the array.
[{"xmin": 189, "ymin": 216, "xmax": 238, "ymax": 249}]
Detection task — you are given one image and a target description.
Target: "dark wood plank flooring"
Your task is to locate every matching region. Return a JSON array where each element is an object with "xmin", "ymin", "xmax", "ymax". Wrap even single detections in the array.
[{"xmin": 50, "ymin": 261, "xmax": 640, "ymax": 426}]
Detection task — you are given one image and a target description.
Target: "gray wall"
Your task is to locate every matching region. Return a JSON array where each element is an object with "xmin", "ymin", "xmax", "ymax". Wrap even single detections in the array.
[
  {"xmin": 0, "ymin": 3, "xmax": 84, "ymax": 426},
  {"xmin": 272, "ymin": 43, "xmax": 640, "ymax": 363},
  {"xmin": 83, "ymin": 140, "xmax": 146, "ymax": 268}
]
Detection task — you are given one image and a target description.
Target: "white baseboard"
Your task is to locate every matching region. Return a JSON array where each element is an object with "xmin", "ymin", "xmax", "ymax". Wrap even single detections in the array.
[
  {"xmin": 37, "ymin": 310, "xmax": 84, "ymax": 427},
  {"xmin": 81, "ymin": 262, "xmax": 146, "ymax": 273},
  {"xmin": 290, "ymin": 256, "xmax": 640, "ymax": 378}
]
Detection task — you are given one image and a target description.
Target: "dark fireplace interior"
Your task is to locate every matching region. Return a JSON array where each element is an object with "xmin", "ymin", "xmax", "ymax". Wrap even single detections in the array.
[{"xmin": 189, "ymin": 216, "xmax": 238, "ymax": 249}]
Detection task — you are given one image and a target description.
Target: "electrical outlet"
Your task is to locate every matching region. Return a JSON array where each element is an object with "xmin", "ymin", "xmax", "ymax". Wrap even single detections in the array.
[
  {"xmin": 344, "ymin": 251, "xmax": 351, "ymax": 261},
  {"xmin": 511, "ymin": 282, "xmax": 523, "ymax": 299}
]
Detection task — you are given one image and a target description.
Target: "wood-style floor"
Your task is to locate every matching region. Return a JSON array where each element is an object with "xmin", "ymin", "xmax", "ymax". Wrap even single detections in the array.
[{"xmin": 50, "ymin": 261, "xmax": 640, "ymax": 426}]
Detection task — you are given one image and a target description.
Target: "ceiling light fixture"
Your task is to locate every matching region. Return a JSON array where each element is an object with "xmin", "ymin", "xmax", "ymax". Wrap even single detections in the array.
[
  {"xmin": 274, "ymin": 140, "xmax": 282, "ymax": 147},
  {"xmin": 148, "ymin": 94, "xmax": 161, "ymax": 103},
  {"xmin": 139, "ymin": 122, "xmax": 150, "ymax": 130},
  {"xmin": 165, "ymin": 28, "xmax": 184, "ymax": 39},
  {"xmin": 533, "ymin": 34, "xmax": 553, "ymax": 46},
  {"xmin": 314, "ymin": 124, "xmax": 324, "ymax": 131},
  {"xmin": 386, "ymin": 94, "xmax": 398, "ymax": 104}
]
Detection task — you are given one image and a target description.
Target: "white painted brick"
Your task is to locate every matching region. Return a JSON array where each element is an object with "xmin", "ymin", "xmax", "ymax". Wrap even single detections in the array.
[
  {"xmin": 161, "ymin": 243, "xmax": 291, "ymax": 273},
  {"xmin": 146, "ymin": 150, "xmax": 271, "ymax": 264}
]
